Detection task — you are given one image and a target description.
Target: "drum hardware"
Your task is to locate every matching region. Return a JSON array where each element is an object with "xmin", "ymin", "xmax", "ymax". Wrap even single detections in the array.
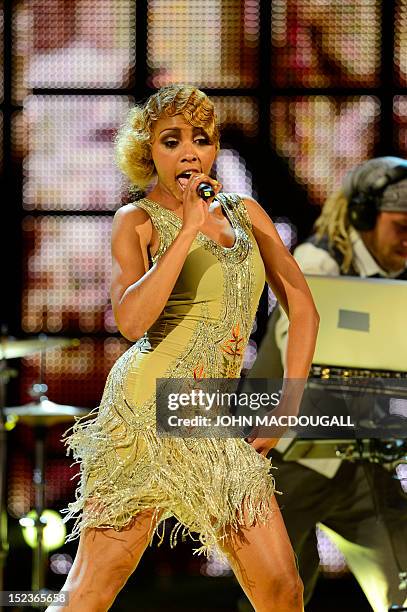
[
  {"xmin": 4, "ymin": 399, "xmax": 89, "ymax": 428},
  {"xmin": 10, "ymin": 395, "xmax": 88, "ymax": 593},
  {"xmin": 7, "ymin": 392, "xmax": 88, "ymax": 594},
  {"xmin": 304, "ymin": 369, "xmax": 407, "ymax": 469},
  {"xmin": 372, "ymin": 439, "xmax": 407, "ymax": 467},
  {"xmin": 0, "ymin": 332, "xmax": 82, "ymax": 603},
  {"xmin": 0, "ymin": 360, "xmax": 17, "ymax": 603},
  {"xmin": 0, "ymin": 335, "xmax": 80, "ymax": 361}
]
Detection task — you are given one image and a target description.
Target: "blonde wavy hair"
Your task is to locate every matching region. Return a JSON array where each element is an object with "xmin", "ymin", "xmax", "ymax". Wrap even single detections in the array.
[
  {"xmin": 314, "ymin": 189, "xmax": 354, "ymax": 273},
  {"xmin": 115, "ymin": 85, "xmax": 220, "ymax": 189}
]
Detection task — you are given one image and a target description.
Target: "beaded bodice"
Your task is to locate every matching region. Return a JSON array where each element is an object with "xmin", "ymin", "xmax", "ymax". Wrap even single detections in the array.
[{"xmin": 130, "ymin": 193, "xmax": 266, "ymax": 379}]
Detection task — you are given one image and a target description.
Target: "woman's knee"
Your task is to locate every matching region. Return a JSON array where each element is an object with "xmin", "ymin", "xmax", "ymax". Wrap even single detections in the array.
[
  {"xmin": 255, "ymin": 572, "xmax": 303, "ymax": 612},
  {"xmin": 272, "ymin": 573, "xmax": 304, "ymax": 611},
  {"xmin": 99, "ymin": 562, "xmax": 135, "ymax": 602},
  {"xmin": 285, "ymin": 574, "xmax": 304, "ymax": 611}
]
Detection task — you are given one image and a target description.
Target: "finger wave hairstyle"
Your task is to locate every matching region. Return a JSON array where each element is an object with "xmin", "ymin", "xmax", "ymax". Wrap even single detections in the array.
[{"xmin": 115, "ymin": 85, "xmax": 220, "ymax": 189}]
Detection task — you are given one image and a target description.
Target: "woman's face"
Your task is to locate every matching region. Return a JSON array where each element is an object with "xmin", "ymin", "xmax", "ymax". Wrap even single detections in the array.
[{"xmin": 150, "ymin": 113, "xmax": 217, "ymax": 203}]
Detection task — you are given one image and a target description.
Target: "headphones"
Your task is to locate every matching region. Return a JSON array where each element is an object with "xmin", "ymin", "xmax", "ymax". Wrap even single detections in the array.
[{"xmin": 347, "ymin": 165, "xmax": 407, "ymax": 231}]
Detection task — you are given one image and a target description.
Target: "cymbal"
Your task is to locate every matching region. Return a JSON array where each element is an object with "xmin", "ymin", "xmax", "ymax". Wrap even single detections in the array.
[
  {"xmin": 0, "ymin": 337, "xmax": 80, "ymax": 360},
  {"xmin": 3, "ymin": 399, "xmax": 90, "ymax": 426}
]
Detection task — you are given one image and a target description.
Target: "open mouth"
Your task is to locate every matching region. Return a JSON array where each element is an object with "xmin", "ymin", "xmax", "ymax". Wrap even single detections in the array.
[{"xmin": 176, "ymin": 170, "xmax": 199, "ymax": 191}]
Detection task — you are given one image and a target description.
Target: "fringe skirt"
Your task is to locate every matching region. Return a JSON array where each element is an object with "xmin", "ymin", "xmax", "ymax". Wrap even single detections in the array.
[{"xmin": 61, "ymin": 345, "xmax": 277, "ymax": 557}]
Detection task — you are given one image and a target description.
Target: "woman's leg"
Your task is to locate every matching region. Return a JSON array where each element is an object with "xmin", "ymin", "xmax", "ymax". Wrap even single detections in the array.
[
  {"xmin": 48, "ymin": 507, "xmax": 164, "ymax": 612},
  {"xmin": 217, "ymin": 495, "xmax": 304, "ymax": 612}
]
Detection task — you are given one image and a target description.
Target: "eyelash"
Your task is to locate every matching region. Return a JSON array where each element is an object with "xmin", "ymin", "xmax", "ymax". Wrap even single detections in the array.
[{"xmin": 163, "ymin": 137, "xmax": 210, "ymax": 148}]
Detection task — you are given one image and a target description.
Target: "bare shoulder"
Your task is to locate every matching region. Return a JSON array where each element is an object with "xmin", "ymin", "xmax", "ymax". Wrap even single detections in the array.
[
  {"xmin": 112, "ymin": 203, "xmax": 153, "ymax": 244},
  {"xmin": 113, "ymin": 202, "xmax": 152, "ymax": 225},
  {"xmin": 240, "ymin": 195, "xmax": 274, "ymax": 231},
  {"xmin": 241, "ymin": 195, "xmax": 265, "ymax": 215}
]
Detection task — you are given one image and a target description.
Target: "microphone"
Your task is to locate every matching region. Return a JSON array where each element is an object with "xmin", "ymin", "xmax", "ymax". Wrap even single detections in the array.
[{"xmin": 197, "ymin": 182, "xmax": 215, "ymax": 201}]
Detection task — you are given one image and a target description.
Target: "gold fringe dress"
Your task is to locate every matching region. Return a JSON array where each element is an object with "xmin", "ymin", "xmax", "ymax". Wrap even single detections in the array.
[{"xmin": 62, "ymin": 193, "xmax": 276, "ymax": 557}]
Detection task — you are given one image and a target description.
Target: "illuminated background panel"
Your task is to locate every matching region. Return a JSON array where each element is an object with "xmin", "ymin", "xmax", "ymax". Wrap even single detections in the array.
[
  {"xmin": 395, "ymin": 0, "xmax": 407, "ymax": 85},
  {"xmin": 147, "ymin": 0, "xmax": 259, "ymax": 88},
  {"xmin": 7, "ymin": 447, "xmax": 33, "ymax": 518},
  {"xmin": 22, "ymin": 96, "xmax": 132, "ymax": 211},
  {"xmin": 211, "ymin": 96, "xmax": 259, "ymax": 138},
  {"xmin": 0, "ymin": 3, "xmax": 3, "ymax": 103},
  {"xmin": 12, "ymin": 0, "xmax": 135, "ymax": 102},
  {"xmin": 210, "ymin": 97, "xmax": 259, "ymax": 198},
  {"xmin": 11, "ymin": 111, "xmax": 27, "ymax": 167},
  {"xmin": 21, "ymin": 216, "xmax": 117, "ymax": 333},
  {"xmin": 216, "ymin": 148, "xmax": 256, "ymax": 200},
  {"xmin": 271, "ymin": 0, "xmax": 381, "ymax": 87},
  {"xmin": 271, "ymin": 96, "xmax": 380, "ymax": 205},
  {"xmin": 394, "ymin": 96, "xmax": 407, "ymax": 154}
]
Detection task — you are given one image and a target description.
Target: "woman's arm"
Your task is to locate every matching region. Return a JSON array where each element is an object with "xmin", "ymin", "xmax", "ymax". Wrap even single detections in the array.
[
  {"xmin": 242, "ymin": 197, "xmax": 319, "ymax": 454},
  {"xmin": 110, "ymin": 204, "xmax": 197, "ymax": 342},
  {"xmin": 111, "ymin": 176, "xmax": 221, "ymax": 342},
  {"xmin": 243, "ymin": 197, "xmax": 320, "ymax": 379}
]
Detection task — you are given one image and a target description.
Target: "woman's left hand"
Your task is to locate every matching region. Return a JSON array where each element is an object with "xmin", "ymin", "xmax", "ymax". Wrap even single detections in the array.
[
  {"xmin": 244, "ymin": 427, "xmax": 279, "ymax": 457},
  {"xmin": 244, "ymin": 382, "xmax": 306, "ymax": 456}
]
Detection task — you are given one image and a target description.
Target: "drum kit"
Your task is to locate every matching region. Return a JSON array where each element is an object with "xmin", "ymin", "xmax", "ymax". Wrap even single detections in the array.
[{"xmin": 0, "ymin": 334, "xmax": 89, "ymax": 601}]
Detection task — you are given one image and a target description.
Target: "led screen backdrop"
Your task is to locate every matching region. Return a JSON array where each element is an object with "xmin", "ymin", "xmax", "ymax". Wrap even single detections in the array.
[
  {"xmin": 22, "ymin": 96, "xmax": 133, "ymax": 211},
  {"xmin": 0, "ymin": 3, "xmax": 3, "ymax": 104},
  {"xmin": 394, "ymin": 96, "xmax": 407, "ymax": 155},
  {"xmin": 21, "ymin": 215, "xmax": 115, "ymax": 333},
  {"xmin": 12, "ymin": 0, "xmax": 136, "ymax": 101},
  {"xmin": 395, "ymin": 0, "xmax": 407, "ymax": 86},
  {"xmin": 271, "ymin": 96, "xmax": 380, "ymax": 204},
  {"xmin": 271, "ymin": 0, "xmax": 381, "ymax": 87},
  {"xmin": 147, "ymin": 0, "xmax": 259, "ymax": 88}
]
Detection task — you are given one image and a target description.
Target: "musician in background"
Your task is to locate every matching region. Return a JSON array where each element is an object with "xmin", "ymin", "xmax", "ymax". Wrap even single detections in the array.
[{"xmin": 250, "ymin": 156, "xmax": 407, "ymax": 611}]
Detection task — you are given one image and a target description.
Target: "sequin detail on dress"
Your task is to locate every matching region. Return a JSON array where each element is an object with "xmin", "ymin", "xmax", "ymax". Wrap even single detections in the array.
[{"xmin": 61, "ymin": 193, "xmax": 276, "ymax": 557}]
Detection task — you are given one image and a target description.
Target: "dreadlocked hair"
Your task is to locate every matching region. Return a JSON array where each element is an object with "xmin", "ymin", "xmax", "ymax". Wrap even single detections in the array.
[{"xmin": 313, "ymin": 189, "xmax": 354, "ymax": 273}]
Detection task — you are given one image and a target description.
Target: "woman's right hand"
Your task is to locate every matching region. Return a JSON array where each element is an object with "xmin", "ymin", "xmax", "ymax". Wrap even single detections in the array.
[{"xmin": 181, "ymin": 173, "xmax": 222, "ymax": 235}]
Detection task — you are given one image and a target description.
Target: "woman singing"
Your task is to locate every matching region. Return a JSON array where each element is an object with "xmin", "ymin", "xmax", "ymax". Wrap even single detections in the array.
[{"xmin": 53, "ymin": 85, "xmax": 319, "ymax": 612}]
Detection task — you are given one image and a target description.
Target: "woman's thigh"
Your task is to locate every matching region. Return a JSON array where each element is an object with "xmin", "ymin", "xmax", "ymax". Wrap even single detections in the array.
[
  {"xmin": 217, "ymin": 495, "xmax": 301, "ymax": 606},
  {"xmin": 56, "ymin": 507, "xmax": 167, "ymax": 611},
  {"xmin": 68, "ymin": 506, "xmax": 165, "ymax": 583}
]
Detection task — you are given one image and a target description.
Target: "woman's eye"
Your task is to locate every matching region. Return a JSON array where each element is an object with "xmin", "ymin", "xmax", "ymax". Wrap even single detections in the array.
[
  {"xmin": 164, "ymin": 140, "xmax": 178, "ymax": 148},
  {"xmin": 194, "ymin": 138, "xmax": 210, "ymax": 145}
]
